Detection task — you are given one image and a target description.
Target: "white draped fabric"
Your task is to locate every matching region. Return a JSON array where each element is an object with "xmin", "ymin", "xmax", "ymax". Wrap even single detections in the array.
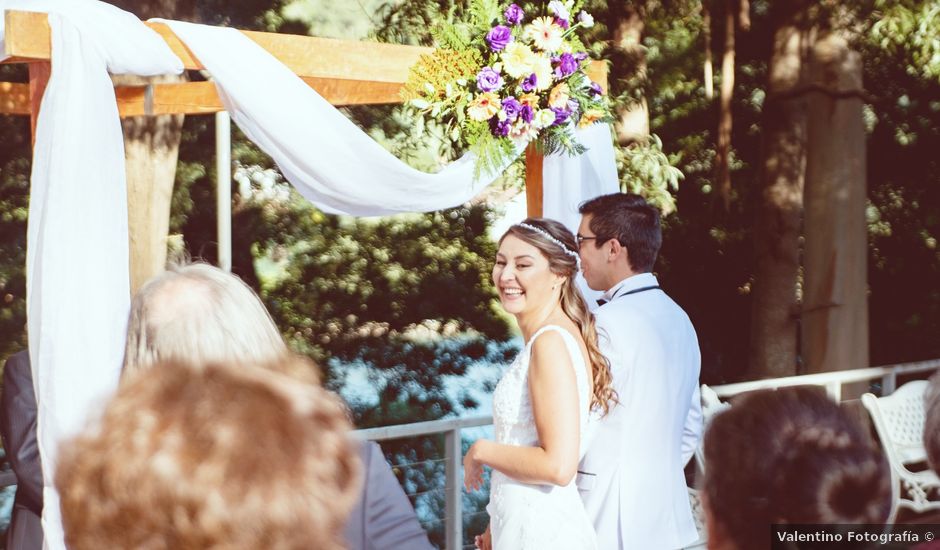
[
  {"xmin": 1, "ymin": 1, "xmax": 184, "ymax": 548},
  {"xmin": 1, "ymin": 3, "xmax": 619, "ymax": 548}
]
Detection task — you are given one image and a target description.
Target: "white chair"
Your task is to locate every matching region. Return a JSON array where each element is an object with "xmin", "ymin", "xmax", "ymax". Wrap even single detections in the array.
[
  {"xmin": 683, "ymin": 384, "xmax": 731, "ymax": 549},
  {"xmin": 861, "ymin": 380, "xmax": 940, "ymax": 522}
]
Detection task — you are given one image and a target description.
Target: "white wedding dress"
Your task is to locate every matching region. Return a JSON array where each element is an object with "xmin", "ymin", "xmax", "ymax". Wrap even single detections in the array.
[{"xmin": 486, "ymin": 325, "xmax": 598, "ymax": 549}]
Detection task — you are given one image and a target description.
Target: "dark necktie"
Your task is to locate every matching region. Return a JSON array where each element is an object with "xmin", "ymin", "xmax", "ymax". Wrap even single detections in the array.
[{"xmin": 596, "ymin": 285, "xmax": 660, "ymax": 307}]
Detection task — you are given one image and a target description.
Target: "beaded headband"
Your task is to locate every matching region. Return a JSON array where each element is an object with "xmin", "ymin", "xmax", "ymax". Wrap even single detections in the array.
[{"xmin": 514, "ymin": 223, "xmax": 582, "ymax": 271}]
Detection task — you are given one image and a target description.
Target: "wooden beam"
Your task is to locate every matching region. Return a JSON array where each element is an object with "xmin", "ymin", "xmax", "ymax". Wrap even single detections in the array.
[
  {"xmin": 28, "ymin": 62, "xmax": 50, "ymax": 146},
  {"xmin": 3, "ymin": 10, "xmax": 433, "ymax": 84},
  {"xmin": 524, "ymin": 144, "xmax": 544, "ymax": 218},
  {"xmin": 113, "ymin": 78, "xmax": 404, "ymax": 116}
]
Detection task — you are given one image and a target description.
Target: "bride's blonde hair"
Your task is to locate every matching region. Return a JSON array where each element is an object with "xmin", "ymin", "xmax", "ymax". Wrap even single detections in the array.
[{"xmin": 501, "ymin": 218, "xmax": 617, "ymax": 416}]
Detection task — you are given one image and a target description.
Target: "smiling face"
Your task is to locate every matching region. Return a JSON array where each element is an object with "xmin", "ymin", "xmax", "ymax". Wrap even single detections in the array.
[{"xmin": 493, "ymin": 234, "xmax": 564, "ymax": 317}]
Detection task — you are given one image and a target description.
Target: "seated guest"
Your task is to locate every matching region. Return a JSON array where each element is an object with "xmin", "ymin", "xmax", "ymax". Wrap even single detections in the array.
[
  {"xmin": 702, "ymin": 386, "xmax": 892, "ymax": 550},
  {"xmin": 124, "ymin": 262, "xmax": 433, "ymax": 549},
  {"xmin": 57, "ymin": 357, "xmax": 360, "ymax": 550},
  {"xmin": 0, "ymin": 351, "xmax": 43, "ymax": 550}
]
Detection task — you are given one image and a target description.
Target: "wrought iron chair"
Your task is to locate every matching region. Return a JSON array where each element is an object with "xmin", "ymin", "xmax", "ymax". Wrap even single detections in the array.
[
  {"xmin": 861, "ymin": 380, "xmax": 940, "ymax": 523},
  {"xmin": 684, "ymin": 384, "xmax": 731, "ymax": 549}
]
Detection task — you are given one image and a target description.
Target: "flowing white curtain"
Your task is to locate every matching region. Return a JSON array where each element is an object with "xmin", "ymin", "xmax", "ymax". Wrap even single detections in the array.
[{"xmin": 1, "ymin": 3, "xmax": 619, "ymax": 548}]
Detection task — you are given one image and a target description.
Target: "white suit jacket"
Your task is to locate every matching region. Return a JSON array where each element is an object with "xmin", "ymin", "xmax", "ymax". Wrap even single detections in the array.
[{"xmin": 578, "ymin": 273, "xmax": 702, "ymax": 550}]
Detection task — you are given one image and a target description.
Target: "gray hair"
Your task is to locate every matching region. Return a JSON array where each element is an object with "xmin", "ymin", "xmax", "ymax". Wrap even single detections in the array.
[{"xmin": 123, "ymin": 263, "xmax": 287, "ymax": 373}]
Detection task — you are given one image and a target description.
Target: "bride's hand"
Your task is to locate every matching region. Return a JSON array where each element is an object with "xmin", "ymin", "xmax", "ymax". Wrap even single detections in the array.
[
  {"xmin": 474, "ymin": 524, "xmax": 492, "ymax": 550},
  {"xmin": 463, "ymin": 440, "xmax": 486, "ymax": 491}
]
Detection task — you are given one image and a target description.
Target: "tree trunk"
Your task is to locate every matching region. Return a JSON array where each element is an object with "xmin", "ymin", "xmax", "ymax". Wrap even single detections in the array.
[
  {"xmin": 802, "ymin": 33, "xmax": 868, "ymax": 374},
  {"xmin": 747, "ymin": 14, "xmax": 811, "ymax": 379},
  {"xmin": 610, "ymin": 3, "xmax": 649, "ymax": 145},
  {"xmin": 716, "ymin": 0, "xmax": 735, "ymax": 208},
  {"xmin": 107, "ymin": 0, "xmax": 196, "ymax": 293}
]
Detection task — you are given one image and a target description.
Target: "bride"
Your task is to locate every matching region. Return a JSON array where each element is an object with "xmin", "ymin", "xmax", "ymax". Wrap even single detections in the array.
[{"xmin": 464, "ymin": 218, "xmax": 616, "ymax": 550}]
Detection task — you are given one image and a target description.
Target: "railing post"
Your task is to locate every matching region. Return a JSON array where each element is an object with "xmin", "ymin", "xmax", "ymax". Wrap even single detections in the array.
[
  {"xmin": 826, "ymin": 381, "xmax": 842, "ymax": 401},
  {"xmin": 882, "ymin": 371, "xmax": 897, "ymax": 395},
  {"xmin": 444, "ymin": 428, "xmax": 463, "ymax": 550}
]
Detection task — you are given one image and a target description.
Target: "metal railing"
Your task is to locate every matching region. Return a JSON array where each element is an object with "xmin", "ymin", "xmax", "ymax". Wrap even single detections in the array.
[{"xmin": 354, "ymin": 358, "xmax": 940, "ymax": 549}]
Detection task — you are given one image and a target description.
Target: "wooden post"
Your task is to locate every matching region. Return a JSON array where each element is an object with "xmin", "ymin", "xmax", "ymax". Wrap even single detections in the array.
[
  {"xmin": 28, "ymin": 62, "xmax": 50, "ymax": 146},
  {"xmin": 525, "ymin": 143, "xmax": 543, "ymax": 218},
  {"xmin": 802, "ymin": 33, "xmax": 868, "ymax": 374}
]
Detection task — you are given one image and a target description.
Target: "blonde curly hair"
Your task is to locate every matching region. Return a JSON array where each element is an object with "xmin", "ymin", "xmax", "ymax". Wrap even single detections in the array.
[{"xmin": 57, "ymin": 357, "xmax": 360, "ymax": 550}]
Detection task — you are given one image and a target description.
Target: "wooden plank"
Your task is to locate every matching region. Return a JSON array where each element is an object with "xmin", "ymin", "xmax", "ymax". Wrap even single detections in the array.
[
  {"xmin": 3, "ymin": 10, "xmax": 433, "ymax": 84},
  {"xmin": 524, "ymin": 143, "xmax": 543, "ymax": 218},
  {"xmin": 3, "ymin": 10, "xmax": 609, "ymax": 90},
  {"xmin": 28, "ymin": 62, "xmax": 50, "ymax": 146},
  {"xmin": 0, "ymin": 82, "xmax": 30, "ymax": 114},
  {"xmin": 112, "ymin": 78, "xmax": 404, "ymax": 116}
]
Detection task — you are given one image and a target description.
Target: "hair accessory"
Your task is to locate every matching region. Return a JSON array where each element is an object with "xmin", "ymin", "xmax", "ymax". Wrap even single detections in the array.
[{"xmin": 515, "ymin": 223, "xmax": 582, "ymax": 271}]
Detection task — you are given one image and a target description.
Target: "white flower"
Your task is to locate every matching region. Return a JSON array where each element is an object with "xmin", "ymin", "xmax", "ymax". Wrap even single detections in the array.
[
  {"xmin": 530, "ymin": 54, "xmax": 554, "ymax": 91},
  {"xmin": 578, "ymin": 11, "xmax": 594, "ymax": 28},
  {"xmin": 548, "ymin": 1, "xmax": 570, "ymax": 21},
  {"xmin": 502, "ymin": 42, "xmax": 536, "ymax": 78},
  {"xmin": 534, "ymin": 109, "xmax": 556, "ymax": 129},
  {"xmin": 525, "ymin": 17, "xmax": 564, "ymax": 52}
]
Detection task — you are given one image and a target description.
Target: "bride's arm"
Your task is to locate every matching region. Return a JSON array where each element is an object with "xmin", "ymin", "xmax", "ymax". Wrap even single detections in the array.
[{"xmin": 464, "ymin": 332, "xmax": 581, "ymax": 488}]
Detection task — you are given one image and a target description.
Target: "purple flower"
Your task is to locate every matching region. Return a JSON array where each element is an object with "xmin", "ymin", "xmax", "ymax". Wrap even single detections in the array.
[
  {"xmin": 501, "ymin": 97, "xmax": 523, "ymax": 121},
  {"xmin": 589, "ymin": 81, "xmax": 603, "ymax": 96},
  {"xmin": 490, "ymin": 117, "xmax": 512, "ymax": 137},
  {"xmin": 504, "ymin": 3, "xmax": 524, "ymax": 25},
  {"xmin": 554, "ymin": 16, "xmax": 570, "ymax": 30},
  {"xmin": 476, "ymin": 67, "xmax": 504, "ymax": 92},
  {"xmin": 519, "ymin": 104, "xmax": 534, "ymax": 123},
  {"xmin": 486, "ymin": 25, "xmax": 513, "ymax": 52},
  {"xmin": 521, "ymin": 73, "xmax": 538, "ymax": 92},
  {"xmin": 553, "ymin": 53, "xmax": 579, "ymax": 79},
  {"xmin": 574, "ymin": 52, "xmax": 589, "ymax": 62},
  {"xmin": 551, "ymin": 107, "xmax": 571, "ymax": 126}
]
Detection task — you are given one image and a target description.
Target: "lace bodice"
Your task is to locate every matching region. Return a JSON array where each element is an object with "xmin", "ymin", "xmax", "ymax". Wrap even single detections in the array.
[{"xmin": 492, "ymin": 325, "xmax": 592, "ymax": 456}]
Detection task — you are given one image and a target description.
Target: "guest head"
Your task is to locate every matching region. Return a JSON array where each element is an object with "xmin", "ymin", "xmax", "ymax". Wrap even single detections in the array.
[
  {"xmin": 496, "ymin": 218, "xmax": 615, "ymax": 415},
  {"xmin": 577, "ymin": 193, "xmax": 661, "ymax": 292},
  {"xmin": 703, "ymin": 387, "xmax": 891, "ymax": 550},
  {"xmin": 123, "ymin": 262, "xmax": 287, "ymax": 373},
  {"xmin": 924, "ymin": 372, "xmax": 940, "ymax": 474},
  {"xmin": 57, "ymin": 356, "xmax": 360, "ymax": 550}
]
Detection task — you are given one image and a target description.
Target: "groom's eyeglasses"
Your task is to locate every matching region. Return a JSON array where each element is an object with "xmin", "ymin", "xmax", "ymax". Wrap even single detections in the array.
[{"xmin": 576, "ymin": 234, "xmax": 598, "ymax": 248}]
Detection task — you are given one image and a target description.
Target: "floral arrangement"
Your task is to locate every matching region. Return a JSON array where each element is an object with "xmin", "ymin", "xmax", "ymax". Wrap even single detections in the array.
[{"xmin": 401, "ymin": 0, "xmax": 611, "ymax": 179}]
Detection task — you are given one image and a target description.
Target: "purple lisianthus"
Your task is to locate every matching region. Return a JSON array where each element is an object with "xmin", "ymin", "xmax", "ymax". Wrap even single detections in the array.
[
  {"xmin": 574, "ymin": 52, "xmax": 589, "ymax": 62},
  {"xmin": 589, "ymin": 81, "xmax": 603, "ymax": 96},
  {"xmin": 554, "ymin": 16, "xmax": 570, "ymax": 30},
  {"xmin": 521, "ymin": 73, "xmax": 538, "ymax": 92},
  {"xmin": 490, "ymin": 117, "xmax": 512, "ymax": 137},
  {"xmin": 486, "ymin": 25, "xmax": 513, "ymax": 51},
  {"xmin": 504, "ymin": 3, "xmax": 524, "ymax": 25},
  {"xmin": 551, "ymin": 107, "xmax": 571, "ymax": 126},
  {"xmin": 553, "ymin": 53, "xmax": 579, "ymax": 79},
  {"xmin": 519, "ymin": 104, "xmax": 534, "ymax": 123},
  {"xmin": 501, "ymin": 97, "xmax": 523, "ymax": 121},
  {"xmin": 476, "ymin": 67, "xmax": 504, "ymax": 92}
]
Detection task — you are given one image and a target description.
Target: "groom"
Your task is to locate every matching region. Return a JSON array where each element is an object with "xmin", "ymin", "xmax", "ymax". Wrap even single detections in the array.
[{"xmin": 576, "ymin": 193, "xmax": 702, "ymax": 549}]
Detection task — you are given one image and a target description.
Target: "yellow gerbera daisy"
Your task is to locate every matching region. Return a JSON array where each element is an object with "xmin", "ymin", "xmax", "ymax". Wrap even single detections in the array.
[
  {"xmin": 468, "ymin": 92, "xmax": 501, "ymax": 121},
  {"xmin": 548, "ymin": 83, "xmax": 570, "ymax": 109}
]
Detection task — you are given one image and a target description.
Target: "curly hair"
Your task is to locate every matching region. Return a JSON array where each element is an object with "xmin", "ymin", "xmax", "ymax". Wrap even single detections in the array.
[
  {"xmin": 57, "ymin": 357, "xmax": 360, "ymax": 550},
  {"xmin": 703, "ymin": 387, "xmax": 891, "ymax": 549},
  {"xmin": 501, "ymin": 218, "xmax": 617, "ymax": 415}
]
